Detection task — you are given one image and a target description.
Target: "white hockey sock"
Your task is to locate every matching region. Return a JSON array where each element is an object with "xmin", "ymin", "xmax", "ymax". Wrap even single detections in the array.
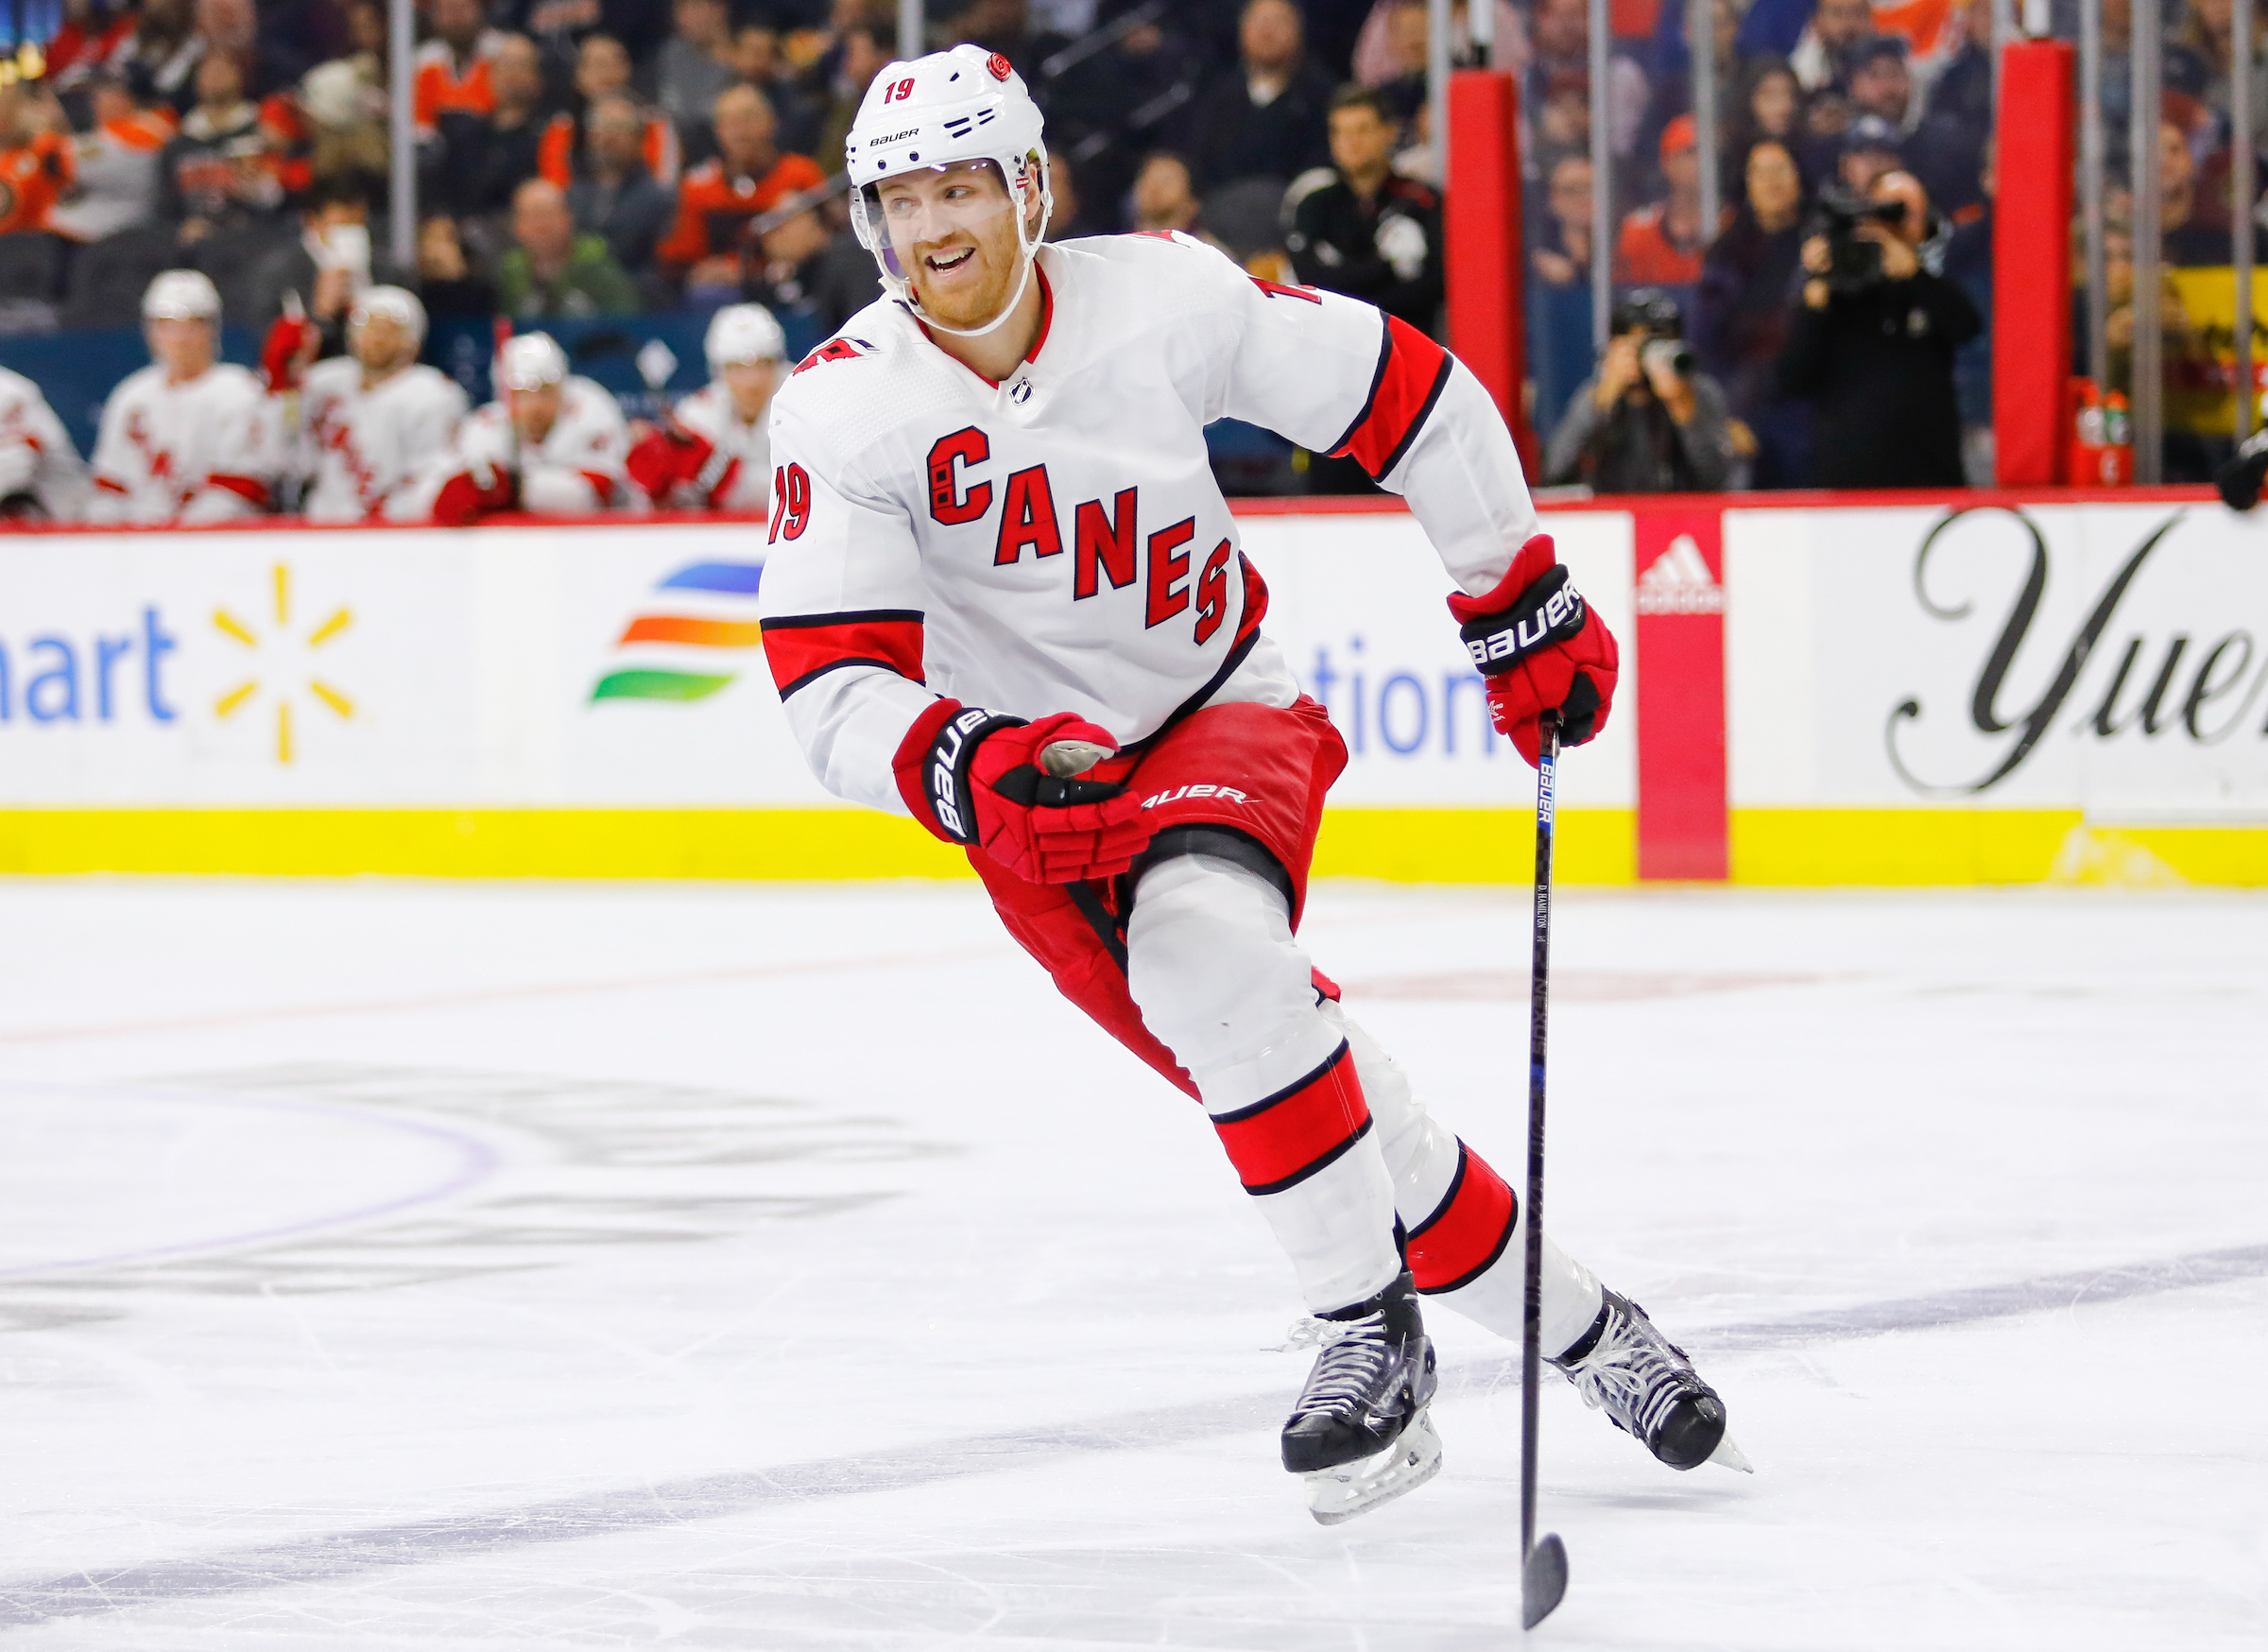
[
  {"xmin": 1328, "ymin": 1002, "xmax": 1606, "ymax": 1357},
  {"xmin": 1125, "ymin": 854, "xmax": 1401, "ymax": 1315}
]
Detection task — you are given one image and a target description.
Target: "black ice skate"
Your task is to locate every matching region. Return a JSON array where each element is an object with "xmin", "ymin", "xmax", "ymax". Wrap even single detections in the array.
[
  {"xmin": 1552, "ymin": 1289, "xmax": 1751, "ymax": 1472},
  {"xmin": 1281, "ymin": 1270, "xmax": 1444, "ymax": 1524}
]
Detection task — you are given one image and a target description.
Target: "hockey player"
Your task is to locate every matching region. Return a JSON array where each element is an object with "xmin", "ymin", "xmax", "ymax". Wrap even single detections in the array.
[
  {"xmin": 297, "ymin": 287, "xmax": 469, "ymax": 524},
  {"xmin": 625, "ymin": 302, "xmax": 779, "ymax": 511},
  {"xmin": 0, "ymin": 365, "xmax": 92, "ymax": 522},
  {"xmin": 424, "ymin": 333, "xmax": 633, "ymax": 525},
  {"xmin": 88, "ymin": 270, "xmax": 284, "ymax": 525},
  {"xmin": 759, "ymin": 45, "xmax": 1744, "ymax": 1525}
]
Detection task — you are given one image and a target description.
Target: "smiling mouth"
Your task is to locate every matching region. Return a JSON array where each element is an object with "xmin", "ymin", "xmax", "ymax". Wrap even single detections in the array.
[{"xmin": 924, "ymin": 247, "xmax": 976, "ymax": 274}]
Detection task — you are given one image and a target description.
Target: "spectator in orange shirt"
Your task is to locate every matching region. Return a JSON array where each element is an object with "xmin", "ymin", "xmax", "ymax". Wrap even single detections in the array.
[
  {"xmin": 414, "ymin": 0, "xmax": 506, "ymax": 136},
  {"xmin": 657, "ymin": 84, "xmax": 823, "ymax": 298},
  {"xmin": 537, "ymin": 33, "xmax": 680, "ymax": 190},
  {"xmin": 0, "ymin": 80, "xmax": 77, "ymax": 237},
  {"xmin": 1615, "ymin": 112, "xmax": 1708, "ymax": 286}
]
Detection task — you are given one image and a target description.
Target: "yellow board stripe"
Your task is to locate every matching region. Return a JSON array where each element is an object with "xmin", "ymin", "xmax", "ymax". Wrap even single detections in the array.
[{"xmin": 0, "ymin": 806, "xmax": 2258, "ymax": 885}]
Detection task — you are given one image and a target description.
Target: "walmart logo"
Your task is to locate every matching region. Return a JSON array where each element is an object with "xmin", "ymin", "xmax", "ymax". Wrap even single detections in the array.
[
  {"xmin": 592, "ymin": 560, "xmax": 765, "ymax": 704},
  {"xmin": 214, "ymin": 563, "xmax": 353, "ymax": 764}
]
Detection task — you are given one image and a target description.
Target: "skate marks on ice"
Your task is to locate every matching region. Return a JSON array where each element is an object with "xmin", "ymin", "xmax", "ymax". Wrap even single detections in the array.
[
  {"xmin": 3, "ymin": 1232, "xmax": 2262, "ymax": 1629},
  {"xmin": 0, "ymin": 1064, "xmax": 955, "ymax": 1334}
]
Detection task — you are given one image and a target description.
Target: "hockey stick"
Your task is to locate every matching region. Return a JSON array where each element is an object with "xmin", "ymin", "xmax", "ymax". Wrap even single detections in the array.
[{"xmin": 1521, "ymin": 710, "xmax": 1569, "ymax": 1631}]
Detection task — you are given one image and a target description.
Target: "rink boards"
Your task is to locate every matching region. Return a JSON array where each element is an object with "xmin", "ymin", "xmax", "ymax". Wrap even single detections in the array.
[{"xmin": 0, "ymin": 493, "xmax": 2261, "ymax": 886}]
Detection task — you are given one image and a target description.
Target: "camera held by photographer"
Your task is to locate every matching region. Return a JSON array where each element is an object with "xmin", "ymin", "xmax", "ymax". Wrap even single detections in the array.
[
  {"xmin": 1545, "ymin": 289, "xmax": 1737, "ymax": 493},
  {"xmin": 1778, "ymin": 170, "xmax": 1980, "ymax": 489}
]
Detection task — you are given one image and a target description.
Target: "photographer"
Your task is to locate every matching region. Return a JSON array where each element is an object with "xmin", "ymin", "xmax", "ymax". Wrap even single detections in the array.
[
  {"xmin": 1544, "ymin": 290, "xmax": 1737, "ymax": 492},
  {"xmin": 1778, "ymin": 170, "xmax": 1979, "ymax": 488}
]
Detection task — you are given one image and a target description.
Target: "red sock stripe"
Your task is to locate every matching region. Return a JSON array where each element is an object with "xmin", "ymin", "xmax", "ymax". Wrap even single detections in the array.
[
  {"xmin": 1406, "ymin": 1140, "xmax": 1519, "ymax": 1295},
  {"xmin": 762, "ymin": 609, "xmax": 927, "ymax": 698},
  {"xmin": 1330, "ymin": 315, "xmax": 1452, "ymax": 480},
  {"xmin": 1210, "ymin": 1041, "xmax": 1370, "ymax": 1196}
]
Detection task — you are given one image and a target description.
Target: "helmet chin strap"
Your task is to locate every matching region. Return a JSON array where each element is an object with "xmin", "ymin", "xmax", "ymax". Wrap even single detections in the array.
[{"xmin": 893, "ymin": 188, "xmax": 1052, "ymax": 340}]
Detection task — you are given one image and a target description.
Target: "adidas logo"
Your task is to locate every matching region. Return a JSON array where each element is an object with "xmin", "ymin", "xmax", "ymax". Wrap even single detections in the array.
[{"xmin": 1636, "ymin": 535, "xmax": 1724, "ymax": 615}]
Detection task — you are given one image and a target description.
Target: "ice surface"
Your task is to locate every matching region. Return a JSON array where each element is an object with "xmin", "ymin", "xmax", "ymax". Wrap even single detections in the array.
[{"xmin": 0, "ymin": 877, "xmax": 2262, "ymax": 1648}]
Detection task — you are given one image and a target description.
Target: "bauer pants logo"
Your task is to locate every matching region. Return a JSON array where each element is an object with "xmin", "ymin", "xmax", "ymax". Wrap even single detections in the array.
[{"xmin": 1140, "ymin": 783, "xmax": 1249, "ymax": 809}]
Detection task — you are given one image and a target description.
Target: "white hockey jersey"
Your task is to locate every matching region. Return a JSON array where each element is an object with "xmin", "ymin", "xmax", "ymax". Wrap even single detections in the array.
[
  {"xmin": 441, "ymin": 373, "xmax": 633, "ymax": 515},
  {"xmin": 665, "ymin": 380, "xmax": 771, "ymax": 511},
  {"xmin": 757, "ymin": 232, "xmax": 1538, "ymax": 817},
  {"xmin": 87, "ymin": 362, "xmax": 284, "ymax": 525},
  {"xmin": 298, "ymin": 356, "xmax": 469, "ymax": 523},
  {"xmin": 0, "ymin": 366, "xmax": 91, "ymax": 522}
]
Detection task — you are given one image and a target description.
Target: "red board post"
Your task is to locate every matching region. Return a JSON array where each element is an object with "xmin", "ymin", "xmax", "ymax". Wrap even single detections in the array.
[
  {"xmin": 1992, "ymin": 41, "xmax": 2076, "ymax": 486},
  {"xmin": 1633, "ymin": 505, "xmax": 1729, "ymax": 881},
  {"xmin": 1446, "ymin": 69, "xmax": 1533, "ymax": 473}
]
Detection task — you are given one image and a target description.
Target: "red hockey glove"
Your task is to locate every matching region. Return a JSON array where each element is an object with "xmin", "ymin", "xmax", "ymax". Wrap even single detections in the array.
[
  {"xmin": 627, "ymin": 424, "xmax": 738, "ymax": 507},
  {"xmin": 1446, "ymin": 534, "xmax": 1619, "ymax": 767},
  {"xmin": 260, "ymin": 314, "xmax": 314, "ymax": 391},
  {"xmin": 894, "ymin": 703, "xmax": 1157, "ymax": 884},
  {"xmin": 430, "ymin": 461, "xmax": 517, "ymax": 526}
]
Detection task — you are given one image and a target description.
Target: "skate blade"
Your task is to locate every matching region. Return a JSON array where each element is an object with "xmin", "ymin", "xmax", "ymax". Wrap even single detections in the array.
[
  {"xmin": 1303, "ymin": 1408, "xmax": 1444, "ymax": 1525},
  {"xmin": 1708, "ymin": 1430, "xmax": 1753, "ymax": 1473}
]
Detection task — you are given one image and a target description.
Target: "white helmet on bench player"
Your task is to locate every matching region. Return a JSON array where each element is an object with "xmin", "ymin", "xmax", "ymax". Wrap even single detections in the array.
[
  {"xmin": 705, "ymin": 303, "xmax": 785, "ymax": 370},
  {"xmin": 844, "ymin": 43, "xmax": 1052, "ymax": 337}
]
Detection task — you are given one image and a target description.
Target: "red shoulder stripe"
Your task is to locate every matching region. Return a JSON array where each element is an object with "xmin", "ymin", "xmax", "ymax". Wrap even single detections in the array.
[
  {"xmin": 762, "ymin": 609, "xmax": 926, "ymax": 698},
  {"xmin": 1330, "ymin": 314, "xmax": 1452, "ymax": 481}
]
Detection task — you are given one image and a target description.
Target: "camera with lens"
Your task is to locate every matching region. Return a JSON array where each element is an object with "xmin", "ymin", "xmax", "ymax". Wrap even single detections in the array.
[
  {"xmin": 1609, "ymin": 288, "xmax": 1695, "ymax": 378},
  {"xmin": 1810, "ymin": 185, "xmax": 1908, "ymax": 294}
]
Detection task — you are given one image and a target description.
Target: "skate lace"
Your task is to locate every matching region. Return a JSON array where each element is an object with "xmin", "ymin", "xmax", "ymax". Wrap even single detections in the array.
[
  {"xmin": 1285, "ymin": 1316, "xmax": 1393, "ymax": 1421},
  {"xmin": 1559, "ymin": 1302, "xmax": 1695, "ymax": 1443}
]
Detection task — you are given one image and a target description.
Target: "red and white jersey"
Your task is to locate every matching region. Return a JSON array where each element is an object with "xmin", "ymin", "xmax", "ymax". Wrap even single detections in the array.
[
  {"xmin": 88, "ymin": 362, "xmax": 284, "ymax": 525},
  {"xmin": 0, "ymin": 365, "xmax": 91, "ymax": 521},
  {"xmin": 450, "ymin": 374, "xmax": 633, "ymax": 515},
  {"xmin": 669, "ymin": 380, "xmax": 772, "ymax": 511},
  {"xmin": 298, "ymin": 357, "xmax": 469, "ymax": 524},
  {"xmin": 757, "ymin": 232, "xmax": 1538, "ymax": 816}
]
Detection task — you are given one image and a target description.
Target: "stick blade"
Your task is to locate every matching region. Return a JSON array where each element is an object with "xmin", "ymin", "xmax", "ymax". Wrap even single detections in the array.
[{"xmin": 1521, "ymin": 1532, "xmax": 1568, "ymax": 1629}]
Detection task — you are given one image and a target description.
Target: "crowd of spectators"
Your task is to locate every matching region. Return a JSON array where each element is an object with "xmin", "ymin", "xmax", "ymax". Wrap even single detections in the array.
[{"xmin": 0, "ymin": 0, "xmax": 2256, "ymax": 498}]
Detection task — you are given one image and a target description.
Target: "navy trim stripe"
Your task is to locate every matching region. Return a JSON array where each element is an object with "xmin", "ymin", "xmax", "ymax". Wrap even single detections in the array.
[
  {"xmin": 777, "ymin": 656, "xmax": 918, "ymax": 700},
  {"xmin": 1325, "ymin": 313, "xmax": 1396, "ymax": 457},
  {"xmin": 759, "ymin": 608, "xmax": 924, "ymax": 631},
  {"xmin": 1371, "ymin": 353, "xmax": 1453, "ymax": 480},
  {"xmin": 1404, "ymin": 1140, "xmax": 1469, "ymax": 1242},
  {"xmin": 1418, "ymin": 1204, "xmax": 1521, "ymax": 1296},
  {"xmin": 1207, "ymin": 1041, "xmax": 1352, "ymax": 1127}
]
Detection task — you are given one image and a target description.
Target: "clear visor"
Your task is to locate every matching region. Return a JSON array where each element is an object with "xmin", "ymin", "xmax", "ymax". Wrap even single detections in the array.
[{"xmin": 863, "ymin": 159, "xmax": 1020, "ymax": 284}]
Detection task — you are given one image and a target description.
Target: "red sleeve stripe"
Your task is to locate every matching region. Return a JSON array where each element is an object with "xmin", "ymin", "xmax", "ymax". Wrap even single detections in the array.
[
  {"xmin": 205, "ymin": 473, "xmax": 269, "ymax": 506},
  {"xmin": 1329, "ymin": 314, "xmax": 1453, "ymax": 481},
  {"xmin": 1405, "ymin": 1140, "xmax": 1519, "ymax": 1295},
  {"xmin": 1210, "ymin": 1041, "xmax": 1372, "ymax": 1196},
  {"xmin": 761, "ymin": 609, "xmax": 926, "ymax": 698}
]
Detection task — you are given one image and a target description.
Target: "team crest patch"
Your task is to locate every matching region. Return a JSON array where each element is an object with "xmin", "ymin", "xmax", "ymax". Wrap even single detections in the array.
[{"xmin": 987, "ymin": 51, "xmax": 1012, "ymax": 79}]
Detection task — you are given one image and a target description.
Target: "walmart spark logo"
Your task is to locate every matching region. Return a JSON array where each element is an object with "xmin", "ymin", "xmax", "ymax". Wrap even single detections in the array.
[
  {"xmin": 213, "ymin": 563, "xmax": 353, "ymax": 764},
  {"xmin": 592, "ymin": 560, "xmax": 765, "ymax": 703}
]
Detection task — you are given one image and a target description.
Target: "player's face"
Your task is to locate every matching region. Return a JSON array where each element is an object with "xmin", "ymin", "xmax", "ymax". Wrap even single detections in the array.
[
  {"xmin": 873, "ymin": 161, "xmax": 1032, "ymax": 330},
  {"xmin": 509, "ymin": 383, "xmax": 562, "ymax": 442},
  {"xmin": 146, "ymin": 316, "xmax": 215, "ymax": 381},
  {"xmin": 721, "ymin": 359, "xmax": 777, "ymax": 422},
  {"xmin": 352, "ymin": 314, "xmax": 414, "ymax": 374}
]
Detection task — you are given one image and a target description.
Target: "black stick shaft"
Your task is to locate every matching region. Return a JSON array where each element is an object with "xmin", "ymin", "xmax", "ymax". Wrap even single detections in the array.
[{"xmin": 1521, "ymin": 713, "xmax": 1561, "ymax": 1565}]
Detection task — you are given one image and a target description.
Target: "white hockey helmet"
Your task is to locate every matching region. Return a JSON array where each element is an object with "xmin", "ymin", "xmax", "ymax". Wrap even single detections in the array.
[
  {"xmin": 844, "ymin": 43, "xmax": 1051, "ymax": 336},
  {"xmin": 704, "ymin": 303, "xmax": 785, "ymax": 370},
  {"xmin": 349, "ymin": 284, "xmax": 428, "ymax": 346},
  {"xmin": 497, "ymin": 332, "xmax": 569, "ymax": 391},
  {"xmin": 143, "ymin": 268, "xmax": 221, "ymax": 321}
]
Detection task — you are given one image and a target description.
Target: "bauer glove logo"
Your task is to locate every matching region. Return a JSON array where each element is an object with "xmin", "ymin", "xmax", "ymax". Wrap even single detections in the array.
[{"xmin": 1461, "ymin": 565, "xmax": 1588, "ymax": 676}]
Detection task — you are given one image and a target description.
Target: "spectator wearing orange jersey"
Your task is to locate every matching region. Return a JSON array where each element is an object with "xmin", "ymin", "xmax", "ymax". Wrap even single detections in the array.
[
  {"xmin": 0, "ymin": 81, "xmax": 77, "ymax": 238},
  {"xmin": 51, "ymin": 72, "xmax": 177, "ymax": 242},
  {"xmin": 536, "ymin": 34, "xmax": 680, "ymax": 190},
  {"xmin": 414, "ymin": 0, "xmax": 507, "ymax": 136},
  {"xmin": 657, "ymin": 84, "xmax": 822, "ymax": 297},
  {"xmin": 1615, "ymin": 113, "xmax": 1707, "ymax": 286}
]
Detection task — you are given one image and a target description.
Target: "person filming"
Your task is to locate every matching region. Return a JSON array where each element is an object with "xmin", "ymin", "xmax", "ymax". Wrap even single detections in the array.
[
  {"xmin": 1544, "ymin": 289, "xmax": 1735, "ymax": 492},
  {"xmin": 1778, "ymin": 169, "xmax": 1979, "ymax": 488}
]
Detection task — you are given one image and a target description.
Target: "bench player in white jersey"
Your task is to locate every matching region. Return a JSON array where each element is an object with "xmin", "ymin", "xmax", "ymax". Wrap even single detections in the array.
[
  {"xmin": 759, "ymin": 45, "xmax": 1744, "ymax": 1523},
  {"xmin": 626, "ymin": 303, "xmax": 779, "ymax": 511},
  {"xmin": 0, "ymin": 366, "xmax": 91, "ymax": 522},
  {"xmin": 87, "ymin": 271, "xmax": 284, "ymax": 525},
  {"xmin": 297, "ymin": 287, "xmax": 469, "ymax": 524},
  {"xmin": 423, "ymin": 333, "xmax": 634, "ymax": 525}
]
